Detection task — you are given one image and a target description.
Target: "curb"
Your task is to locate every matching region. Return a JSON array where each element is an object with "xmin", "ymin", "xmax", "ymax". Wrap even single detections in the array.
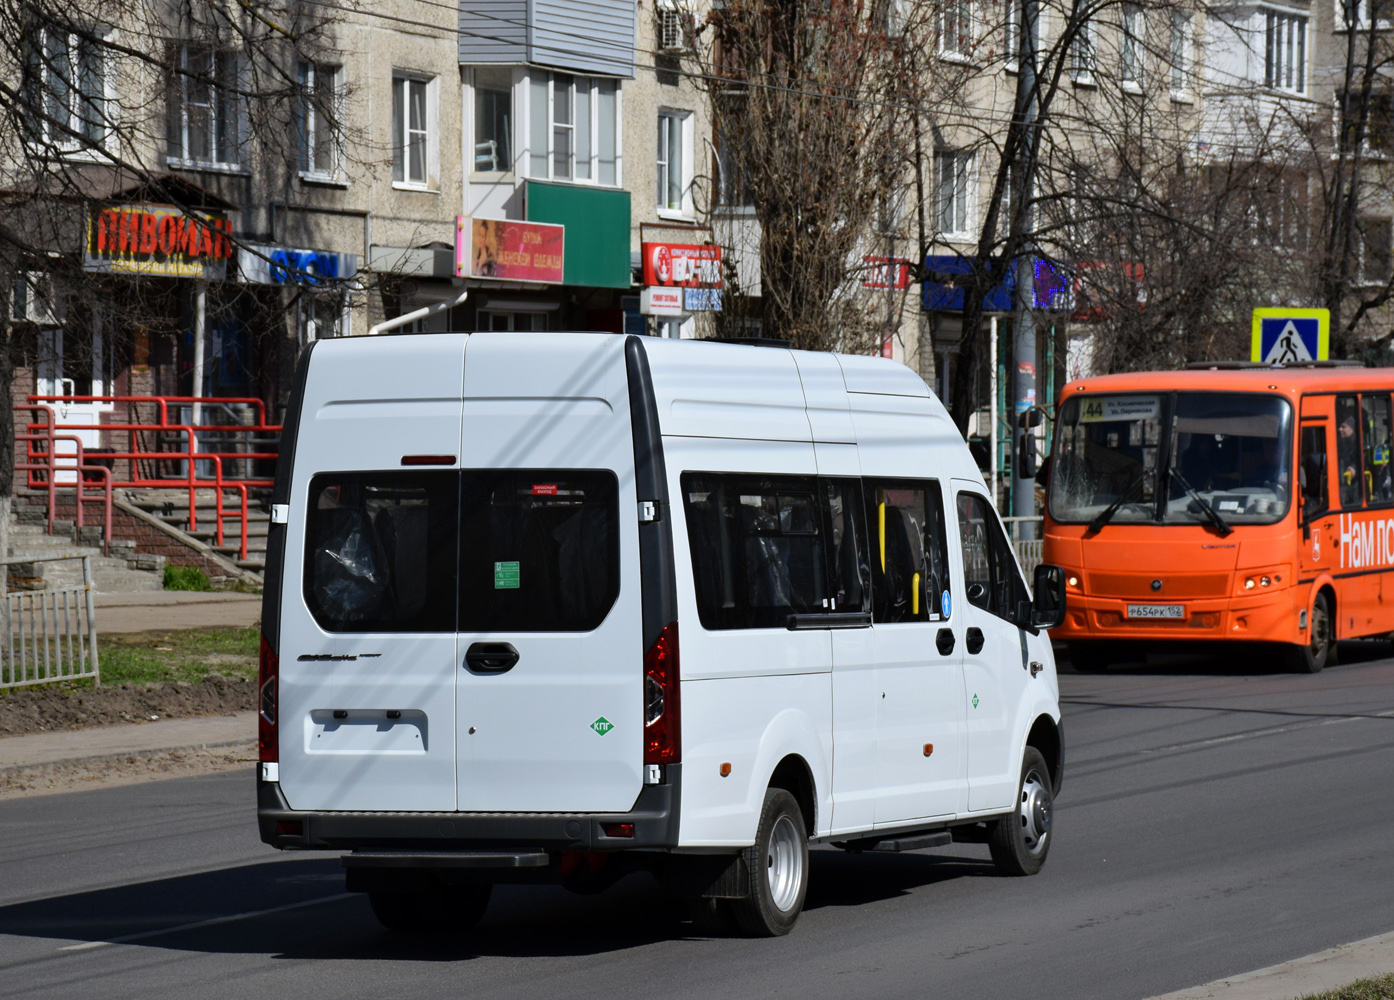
[
  {"xmin": 1144, "ymin": 930, "xmax": 1394, "ymax": 1000},
  {"xmin": 0, "ymin": 738, "xmax": 254, "ymax": 778}
]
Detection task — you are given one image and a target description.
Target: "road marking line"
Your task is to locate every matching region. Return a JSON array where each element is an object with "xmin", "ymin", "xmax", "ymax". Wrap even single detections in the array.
[{"xmin": 57, "ymin": 893, "xmax": 355, "ymax": 952}]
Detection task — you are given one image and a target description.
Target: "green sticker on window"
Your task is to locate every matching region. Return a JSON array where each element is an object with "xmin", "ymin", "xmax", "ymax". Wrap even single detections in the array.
[{"xmin": 494, "ymin": 561, "xmax": 520, "ymax": 589}]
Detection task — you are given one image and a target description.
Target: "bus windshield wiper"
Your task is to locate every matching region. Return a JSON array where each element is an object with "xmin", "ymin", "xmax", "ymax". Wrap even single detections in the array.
[
  {"xmin": 1168, "ymin": 468, "xmax": 1234, "ymax": 537},
  {"xmin": 1086, "ymin": 471, "xmax": 1149, "ymax": 534}
]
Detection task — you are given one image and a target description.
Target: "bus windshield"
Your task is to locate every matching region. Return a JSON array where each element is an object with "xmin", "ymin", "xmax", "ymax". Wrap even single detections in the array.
[{"xmin": 1050, "ymin": 392, "xmax": 1293, "ymax": 527}]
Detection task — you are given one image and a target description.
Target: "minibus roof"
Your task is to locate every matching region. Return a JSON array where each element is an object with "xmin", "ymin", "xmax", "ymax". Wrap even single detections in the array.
[{"xmin": 1061, "ymin": 366, "xmax": 1394, "ymax": 398}]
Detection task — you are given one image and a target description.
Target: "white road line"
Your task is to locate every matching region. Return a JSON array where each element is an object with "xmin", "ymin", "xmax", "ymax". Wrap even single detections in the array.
[
  {"xmin": 1138, "ymin": 714, "xmax": 1367, "ymax": 755},
  {"xmin": 57, "ymin": 893, "xmax": 355, "ymax": 952}
]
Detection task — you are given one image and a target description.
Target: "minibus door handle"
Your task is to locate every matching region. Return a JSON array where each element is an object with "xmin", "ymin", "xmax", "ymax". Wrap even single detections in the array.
[
  {"xmin": 936, "ymin": 628, "xmax": 955, "ymax": 656},
  {"xmin": 464, "ymin": 642, "xmax": 520, "ymax": 673},
  {"xmin": 966, "ymin": 627, "xmax": 985, "ymax": 654}
]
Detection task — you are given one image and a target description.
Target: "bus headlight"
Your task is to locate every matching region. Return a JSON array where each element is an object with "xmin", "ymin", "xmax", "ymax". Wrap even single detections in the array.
[{"xmin": 1244, "ymin": 578, "xmax": 1256, "ymax": 590}]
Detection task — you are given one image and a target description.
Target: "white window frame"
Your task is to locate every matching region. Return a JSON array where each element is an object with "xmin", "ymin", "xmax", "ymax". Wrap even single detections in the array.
[
  {"xmin": 298, "ymin": 61, "xmax": 343, "ymax": 182},
  {"xmin": 1169, "ymin": 11, "xmax": 1193, "ymax": 99},
  {"xmin": 1068, "ymin": 17, "xmax": 1096, "ymax": 83},
  {"xmin": 1121, "ymin": 4, "xmax": 1144, "ymax": 89},
  {"xmin": 1003, "ymin": 0, "xmax": 1019, "ymax": 72},
  {"xmin": 30, "ymin": 24, "xmax": 111, "ymax": 154},
  {"xmin": 392, "ymin": 73, "xmax": 437, "ymax": 190},
  {"xmin": 940, "ymin": 0, "xmax": 974, "ymax": 60},
  {"xmin": 470, "ymin": 66, "xmax": 515, "ymax": 176},
  {"xmin": 168, "ymin": 46, "xmax": 243, "ymax": 169},
  {"xmin": 1336, "ymin": 0, "xmax": 1394, "ymax": 30},
  {"xmin": 526, "ymin": 71, "xmax": 623, "ymax": 187},
  {"xmin": 936, "ymin": 150, "xmax": 976, "ymax": 238},
  {"xmin": 657, "ymin": 109, "xmax": 695, "ymax": 219},
  {"xmin": 1264, "ymin": 9, "xmax": 1307, "ymax": 95}
]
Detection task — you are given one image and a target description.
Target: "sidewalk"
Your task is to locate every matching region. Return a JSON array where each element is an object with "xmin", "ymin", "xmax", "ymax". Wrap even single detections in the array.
[
  {"xmin": 0, "ymin": 712, "xmax": 255, "ymax": 769},
  {"xmin": 94, "ymin": 591, "xmax": 261, "ymax": 633},
  {"xmin": 1143, "ymin": 931, "xmax": 1394, "ymax": 999}
]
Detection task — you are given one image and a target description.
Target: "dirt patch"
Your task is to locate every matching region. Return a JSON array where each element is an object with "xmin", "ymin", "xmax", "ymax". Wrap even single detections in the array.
[
  {"xmin": 0, "ymin": 742, "xmax": 256, "ymax": 799},
  {"xmin": 0, "ymin": 676, "xmax": 254, "ymax": 737}
]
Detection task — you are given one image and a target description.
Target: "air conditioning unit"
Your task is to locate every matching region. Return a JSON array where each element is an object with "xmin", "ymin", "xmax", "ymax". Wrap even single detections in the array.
[
  {"xmin": 12, "ymin": 273, "xmax": 59, "ymax": 325},
  {"xmin": 659, "ymin": 8, "xmax": 691, "ymax": 52}
]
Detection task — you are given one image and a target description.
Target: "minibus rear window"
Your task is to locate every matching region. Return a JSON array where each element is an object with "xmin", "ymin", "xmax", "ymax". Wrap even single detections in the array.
[
  {"xmin": 682, "ymin": 473, "xmax": 828, "ymax": 629},
  {"xmin": 303, "ymin": 471, "xmax": 459, "ymax": 633},
  {"xmin": 458, "ymin": 470, "xmax": 619, "ymax": 632}
]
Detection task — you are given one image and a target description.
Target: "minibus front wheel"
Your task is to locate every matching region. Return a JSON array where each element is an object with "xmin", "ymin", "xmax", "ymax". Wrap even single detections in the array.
[
  {"xmin": 988, "ymin": 747, "xmax": 1054, "ymax": 877},
  {"xmin": 1286, "ymin": 590, "xmax": 1335, "ymax": 674}
]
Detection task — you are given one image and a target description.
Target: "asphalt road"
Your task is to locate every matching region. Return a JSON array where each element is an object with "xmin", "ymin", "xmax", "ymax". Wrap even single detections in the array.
[{"xmin": 2, "ymin": 645, "xmax": 1393, "ymax": 1000}]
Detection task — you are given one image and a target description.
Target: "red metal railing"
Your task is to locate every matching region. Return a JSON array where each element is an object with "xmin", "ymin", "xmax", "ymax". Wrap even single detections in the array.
[
  {"xmin": 23, "ymin": 396, "xmax": 281, "ymax": 563},
  {"xmin": 15, "ymin": 405, "xmax": 114, "ymax": 555}
]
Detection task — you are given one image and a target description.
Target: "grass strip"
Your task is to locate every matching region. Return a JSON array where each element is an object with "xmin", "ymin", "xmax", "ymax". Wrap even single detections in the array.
[
  {"xmin": 1296, "ymin": 973, "xmax": 1394, "ymax": 1000},
  {"xmin": 97, "ymin": 626, "xmax": 259, "ymax": 685}
]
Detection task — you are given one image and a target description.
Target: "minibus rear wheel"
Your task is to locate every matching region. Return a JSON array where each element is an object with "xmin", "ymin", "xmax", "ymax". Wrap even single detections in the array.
[
  {"xmin": 988, "ymin": 747, "xmax": 1053, "ymax": 877},
  {"xmin": 1287, "ymin": 590, "xmax": 1334, "ymax": 674},
  {"xmin": 368, "ymin": 883, "xmax": 492, "ymax": 934},
  {"xmin": 729, "ymin": 787, "xmax": 809, "ymax": 937}
]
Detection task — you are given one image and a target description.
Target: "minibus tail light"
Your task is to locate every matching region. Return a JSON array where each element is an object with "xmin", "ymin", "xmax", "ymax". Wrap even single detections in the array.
[
  {"xmin": 259, "ymin": 634, "xmax": 279, "ymax": 764},
  {"xmin": 643, "ymin": 622, "xmax": 680, "ymax": 765}
]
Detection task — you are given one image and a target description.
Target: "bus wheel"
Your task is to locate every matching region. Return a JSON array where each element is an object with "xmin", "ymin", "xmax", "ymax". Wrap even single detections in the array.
[
  {"xmin": 1068, "ymin": 642, "xmax": 1114, "ymax": 673},
  {"xmin": 988, "ymin": 747, "xmax": 1054, "ymax": 876},
  {"xmin": 1288, "ymin": 591, "xmax": 1334, "ymax": 674},
  {"xmin": 729, "ymin": 788, "xmax": 809, "ymax": 937}
]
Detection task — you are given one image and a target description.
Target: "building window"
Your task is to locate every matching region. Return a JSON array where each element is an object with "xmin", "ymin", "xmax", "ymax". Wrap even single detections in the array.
[
  {"xmin": 1003, "ymin": 0, "xmax": 1019, "ymax": 70},
  {"xmin": 300, "ymin": 291, "xmax": 345, "ymax": 344},
  {"xmin": 940, "ymin": 0, "xmax": 973, "ymax": 57},
  {"xmin": 1169, "ymin": 11, "xmax": 1192, "ymax": 92},
  {"xmin": 529, "ymin": 72, "xmax": 620, "ymax": 185},
  {"xmin": 26, "ymin": 24, "xmax": 107, "ymax": 149},
  {"xmin": 392, "ymin": 74, "xmax": 432, "ymax": 186},
  {"xmin": 1068, "ymin": 17, "xmax": 1096, "ymax": 81},
  {"xmin": 1264, "ymin": 11, "xmax": 1306, "ymax": 94},
  {"xmin": 657, "ymin": 110, "xmax": 694, "ymax": 215},
  {"xmin": 1360, "ymin": 218, "xmax": 1392, "ymax": 285},
  {"xmin": 1121, "ymin": 4, "xmax": 1143, "ymax": 85},
  {"xmin": 168, "ymin": 47, "xmax": 240, "ymax": 166},
  {"xmin": 1342, "ymin": 91, "xmax": 1393, "ymax": 154},
  {"xmin": 473, "ymin": 67, "xmax": 512, "ymax": 173},
  {"xmin": 298, "ymin": 62, "xmax": 341, "ymax": 177},
  {"xmin": 936, "ymin": 150, "xmax": 975, "ymax": 237}
]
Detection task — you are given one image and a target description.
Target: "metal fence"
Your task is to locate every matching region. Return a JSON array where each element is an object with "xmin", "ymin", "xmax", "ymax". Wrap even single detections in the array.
[
  {"xmin": 1, "ymin": 554, "xmax": 100, "ymax": 690},
  {"xmin": 1003, "ymin": 516, "xmax": 1045, "ymax": 577}
]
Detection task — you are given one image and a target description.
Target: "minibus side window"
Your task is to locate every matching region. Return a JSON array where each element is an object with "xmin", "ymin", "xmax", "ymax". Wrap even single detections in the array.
[
  {"xmin": 681, "ymin": 473, "xmax": 827, "ymax": 629},
  {"xmin": 1337, "ymin": 395, "xmax": 1364, "ymax": 508},
  {"xmin": 458, "ymin": 470, "xmax": 619, "ymax": 632},
  {"xmin": 864, "ymin": 480, "xmax": 951, "ymax": 623},
  {"xmin": 303, "ymin": 471, "xmax": 459, "ymax": 633},
  {"xmin": 822, "ymin": 478, "xmax": 870, "ymax": 614},
  {"xmin": 957, "ymin": 492, "xmax": 1031, "ymax": 625},
  {"xmin": 1299, "ymin": 424, "xmax": 1329, "ymax": 519},
  {"xmin": 1362, "ymin": 394, "xmax": 1393, "ymax": 505}
]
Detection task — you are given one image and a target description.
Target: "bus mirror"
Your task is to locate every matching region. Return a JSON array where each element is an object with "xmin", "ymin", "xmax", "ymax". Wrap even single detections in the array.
[
  {"xmin": 1031, "ymin": 564, "xmax": 1067, "ymax": 630},
  {"xmin": 1018, "ymin": 432, "xmax": 1038, "ymax": 478},
  {"xmin": 1028, "ymin": 409, "xmax": 1044, "ymax": 428}
]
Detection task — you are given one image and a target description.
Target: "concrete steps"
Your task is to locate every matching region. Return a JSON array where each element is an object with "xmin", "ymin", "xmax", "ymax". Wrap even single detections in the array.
[
  {"xmin": 6, "ymin": 522, "xmax": 165, "ymax": 594},
  {"xmin": 122, "ymin": 489, "xmax": 270, "ymax": 576}
]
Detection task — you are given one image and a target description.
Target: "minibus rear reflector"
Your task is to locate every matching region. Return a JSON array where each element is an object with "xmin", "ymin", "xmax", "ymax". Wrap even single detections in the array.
[
  {"xmin": 602, "ymin": 823, "xmax": 635, "ymax": 838},
  {"xmin": 400, "ymin": 455, "xmax": 456, "ymax": 466},
  {"xmin": 643, "ymin": 621, "xmax": 680, "ymax": 765},
  {"xmin": 258, "ymin": 634, "xmax": 279, "ymax": 763}
]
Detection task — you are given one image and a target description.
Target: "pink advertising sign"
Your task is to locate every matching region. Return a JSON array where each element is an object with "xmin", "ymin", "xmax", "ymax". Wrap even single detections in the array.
[{"xmin": 456, "ymin": 216, "xmax": 565, "ymax": 284}]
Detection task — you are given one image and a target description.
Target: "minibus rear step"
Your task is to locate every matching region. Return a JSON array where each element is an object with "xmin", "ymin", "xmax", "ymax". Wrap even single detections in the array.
[
  {"xmin": 342, "ymin": 850, "xmax": 550, "ymax": 870},
  {"xmin": 835, "ymin": 831, "xmax": 952, "ymax": 854}
]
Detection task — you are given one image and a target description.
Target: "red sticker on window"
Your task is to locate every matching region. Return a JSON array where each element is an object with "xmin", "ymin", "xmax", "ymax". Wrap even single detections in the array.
[{"xmin": 532, "ymin": 484, "xmax": 558, "ymax": 495}]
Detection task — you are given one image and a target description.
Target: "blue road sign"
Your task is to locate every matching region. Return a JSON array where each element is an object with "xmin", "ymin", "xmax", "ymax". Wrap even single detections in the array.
[{"xmin": 1250, "ymin": 308, "xmax": 1329, "ymax": 363}]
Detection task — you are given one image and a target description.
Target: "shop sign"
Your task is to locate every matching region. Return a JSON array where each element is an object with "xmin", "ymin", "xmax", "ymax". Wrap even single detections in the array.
[
  {"xmin": 863, "ymin": 256, "xmax": 912, "ymax": 290},
  {"xmin": 238, "ymin": 244, "xmax": 358, "ymax": 286},
  {"xmin": 640, "ymin": 286, "xmax": 684, "ymax": 316},
  {"xmin": 456, "ymin": 216, "xmax": 565, "ymax": 284},
  {"xmin": 684, "ymin": 288, "xmax": 722, "ymax": 312},
  {"xmin": 642, "ymin": 242, "xmax": 722, "ymax": 288},
  {"xmin": 85, "ymin": 203, "xmax": 233, "ymax": 279}
]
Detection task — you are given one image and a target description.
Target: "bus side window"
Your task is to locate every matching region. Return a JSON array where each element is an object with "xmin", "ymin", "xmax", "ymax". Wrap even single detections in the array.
[
  {"xmin": 1362, "ymin": 394, "xmax": 1393, "ymax": 505},
  {"xmin": 1300, "ymin": 425, "xmax": 1328, "ymax": 519},
  {"xmin": 1336, "ymin": 395, "xmax": 1363, "ymax": 508}
]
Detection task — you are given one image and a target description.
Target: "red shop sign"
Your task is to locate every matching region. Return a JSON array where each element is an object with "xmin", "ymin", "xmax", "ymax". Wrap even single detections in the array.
[{"xmin": 641, "ymin": 242, "xmax": 722, "ymax": 288}]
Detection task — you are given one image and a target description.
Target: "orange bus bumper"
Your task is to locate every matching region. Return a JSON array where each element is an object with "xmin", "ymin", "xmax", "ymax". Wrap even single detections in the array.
[{"xmin": 1053, "ymin": 587, "xmax": 1305, "ymax": 645}]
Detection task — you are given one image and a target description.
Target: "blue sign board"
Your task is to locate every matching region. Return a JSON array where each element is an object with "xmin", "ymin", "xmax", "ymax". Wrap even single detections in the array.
[
  {"xmin": 922, "ymin": 256, "xmax": 1072, "ymax": 314},
  {"xmin": 684, "ymin": 288, "xmax": 723, "ymax": 312},
  {"xmin": 1250, "ymin": 308, "xmax": 1329, "ymax": 363}
]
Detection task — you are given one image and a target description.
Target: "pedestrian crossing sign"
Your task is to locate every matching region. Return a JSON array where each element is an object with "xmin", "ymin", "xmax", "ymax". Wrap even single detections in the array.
[{"xmin": 1250, "ymin": 308, "xmax": 1329, "ymax": 364}]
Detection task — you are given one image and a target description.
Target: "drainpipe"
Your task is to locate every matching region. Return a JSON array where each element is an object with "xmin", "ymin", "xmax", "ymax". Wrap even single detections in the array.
[
  {"xmin": 367, "ymin": 288, "xmax": 469, "ymax": 336},
  {"xmin": 192, "ymin": 279, "xmax": 207, "ymax": 427}
]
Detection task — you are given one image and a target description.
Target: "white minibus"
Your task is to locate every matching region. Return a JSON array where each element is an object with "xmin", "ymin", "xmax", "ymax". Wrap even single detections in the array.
[{"xmin": 257, "ymin": 332, "xmax": 1066, "ymax": 937}]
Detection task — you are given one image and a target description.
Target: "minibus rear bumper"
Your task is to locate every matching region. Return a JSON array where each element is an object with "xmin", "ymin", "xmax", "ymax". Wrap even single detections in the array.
[
  {"xmin": 1054, "ymin": 589, "xmax": 1301, "ymax": 643},
  {"xmin": 257, "ymin": 766, "xmax": 682, "ymax": 853}
]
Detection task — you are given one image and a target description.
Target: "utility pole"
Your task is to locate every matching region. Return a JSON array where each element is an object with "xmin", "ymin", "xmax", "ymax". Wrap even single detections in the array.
[{"xmin": 1011, "ymin": 0, "xmax": 1040, "ymax": 537}]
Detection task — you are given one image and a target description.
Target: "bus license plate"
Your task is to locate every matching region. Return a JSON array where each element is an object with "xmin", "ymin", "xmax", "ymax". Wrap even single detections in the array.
[{"xmin": 1127, "ymin": 604, "xmax": 1185, "ymax": 619}]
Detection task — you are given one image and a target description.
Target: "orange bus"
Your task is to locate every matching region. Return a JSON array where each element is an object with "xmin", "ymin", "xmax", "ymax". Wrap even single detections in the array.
[{"xmin": 1042, "ymin": 362, "xmax": 1394, "ymax": 673}]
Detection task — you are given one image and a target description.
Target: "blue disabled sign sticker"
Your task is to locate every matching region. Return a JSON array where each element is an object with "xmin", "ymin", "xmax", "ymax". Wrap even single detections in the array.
[
  {"xmin": 941, "ymin": 590, "xmax": 952, "ymax": 619},
  {"xmin": 1251, "ymin": 308, "xmax": 1329, "ymax": 364}
]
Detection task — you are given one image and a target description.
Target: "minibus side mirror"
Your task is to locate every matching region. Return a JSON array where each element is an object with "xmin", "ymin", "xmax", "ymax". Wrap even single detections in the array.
[{"xmin": 1030, "ymin": 564, "xmax": 1067, "ymax": 630}]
